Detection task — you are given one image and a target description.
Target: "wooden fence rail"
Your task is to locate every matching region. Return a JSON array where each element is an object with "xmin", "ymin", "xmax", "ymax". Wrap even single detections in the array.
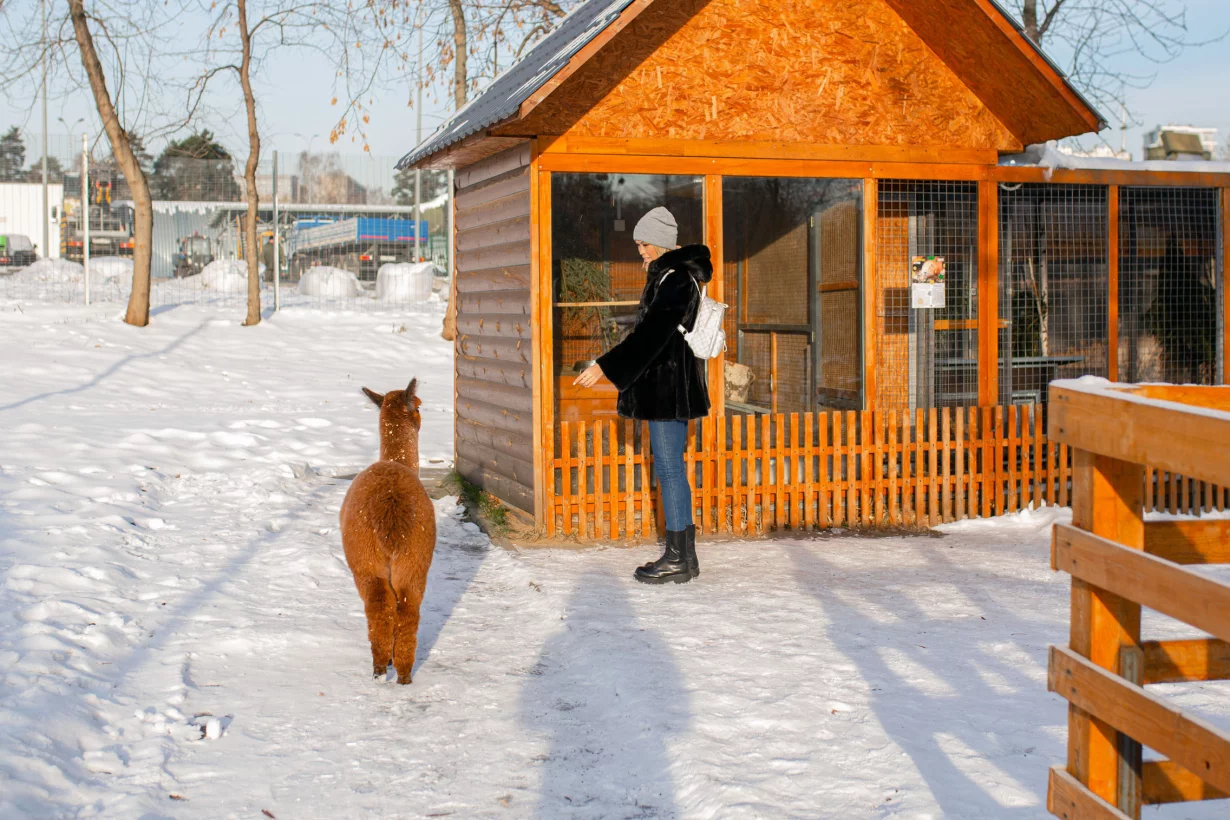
[
  {"xmin": 546, "ymin": 403, "xmax": 1228, "ymax": 539},
  {"xmin": 1047, "ymin": 381, "xmax": 1230, "ymax": 819}
]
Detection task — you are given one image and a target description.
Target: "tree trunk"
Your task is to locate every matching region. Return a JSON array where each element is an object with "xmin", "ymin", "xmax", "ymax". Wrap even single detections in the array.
[
  {"xmin": 237, "ymin": 0, "xmax": 262, "ymax": 326},
  {"xmin": 1023, "ymin": 0, "xmax": 1040, "ymax": 43},
  {"xmin": 448, "ymin": 0, "xmax": 468, "ymax": 110},
  {"xmin": 68, "ymin": 0, "xmax": 152, "ymax": 327}
]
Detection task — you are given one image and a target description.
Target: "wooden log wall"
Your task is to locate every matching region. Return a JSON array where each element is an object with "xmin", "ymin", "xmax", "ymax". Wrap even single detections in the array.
[
  {"xmin": 548, "ymin": 405, "xmax": 1230, "ymax": 540},
  {"xmin": 454, "ymin": 143, "xmax": 535, "ymax": 512}
]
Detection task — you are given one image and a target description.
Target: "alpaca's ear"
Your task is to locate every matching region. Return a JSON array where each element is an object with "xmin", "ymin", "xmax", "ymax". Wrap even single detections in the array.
[
  {"xmin": 404, "ymin": 378, "xmax": 422, "ymax": 410},
  {"xmin": 362, "ymin": 387, "xmax": 384, "ymax": 407}
]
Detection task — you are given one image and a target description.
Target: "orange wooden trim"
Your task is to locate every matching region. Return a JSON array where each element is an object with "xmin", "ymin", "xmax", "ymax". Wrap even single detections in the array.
[
  {"xmin": 1142, "ymin": 759, "xmax": 1230, "ymax": 805},
  {"xmin": 517, "ymin": 0, "xmax": 657, "ymax": 119},
  {"xmin": 1050, "ymin": 645, "xmax": 1230, "ymax": 799},
  {"xmin": 537, "ymin": 167, "xmax": 555, "ymax": 533},
  {"xmin": 863, "ymin": 178, "xmax": 877, "ymax": 411},
  {"xmin": 966, "ymin": 0, "xmax": 1103, "ymax": 133},
  {"xmin": 1047, "ymin": 765, "xmax": 1132, "ymax": 820},
  {"xmin": 543, "ymin": 135, "xmax": 999, "ymax": 166},
  {"xmin": 705, "ymin": 174, "xmax": 725, "ymax": 418},
  {"xmin": 978, "ymin": 179, "xmax": 999, "ymax": 406},
  {"xmin": 529, "ymin": 142, "xmax": 545, "ymax": 529},
  {"xmin": 536, "ymin": 153, "xmax": 1230, "ymax": 187},
  {"xmin": 1107, "ymin": 185, "xmax": 1120, "ymax": 383}
]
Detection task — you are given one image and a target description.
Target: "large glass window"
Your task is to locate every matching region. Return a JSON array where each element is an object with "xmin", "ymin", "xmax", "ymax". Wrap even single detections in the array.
[
  {"xmin": 723, "ymin": 177, "xmax": 863, "ymax": 415},
  {"xmin": 551, "ymin": 173, "xmax": 704, "ymax": 423}
]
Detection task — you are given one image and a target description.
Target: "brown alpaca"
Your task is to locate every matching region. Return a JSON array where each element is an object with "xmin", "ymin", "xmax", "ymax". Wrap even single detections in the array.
[{"xmin": 340, "ymin": 377, "xmax": 436, "ymax": 684}]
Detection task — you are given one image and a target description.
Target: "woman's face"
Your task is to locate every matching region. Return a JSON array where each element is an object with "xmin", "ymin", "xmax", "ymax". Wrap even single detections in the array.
[{"xmin": 636, "ymin": 240, "xmax": 667, "ymax": 269}]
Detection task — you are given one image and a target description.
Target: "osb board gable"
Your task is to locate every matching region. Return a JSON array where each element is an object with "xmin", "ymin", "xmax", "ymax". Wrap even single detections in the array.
[{"xmin": 508, "ymin": 0, "xmax": 1021, "ymax": 152}]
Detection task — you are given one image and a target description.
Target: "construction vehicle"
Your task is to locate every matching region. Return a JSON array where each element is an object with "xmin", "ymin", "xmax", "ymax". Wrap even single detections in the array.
[
  {"xmin": 59, "ymin": 169, "xmax": 135, "ymax": 262},
  {"xmin": 173, "ymin": 232, "xmax": 214, "ymax": 277},
  {"xmin": 285, "ymin": 216, "xmax": 427, "ymax": 281}
]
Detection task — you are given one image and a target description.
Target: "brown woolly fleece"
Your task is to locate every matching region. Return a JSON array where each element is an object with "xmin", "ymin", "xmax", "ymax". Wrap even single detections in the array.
[{"xmin": 339, "ymin": 378, "xmax": 437, "ymax": 684}]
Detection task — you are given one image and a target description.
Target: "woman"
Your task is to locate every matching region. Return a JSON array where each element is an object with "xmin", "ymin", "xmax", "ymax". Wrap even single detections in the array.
[{"xmin": 574, "ymin": 206, "xmax": 712, "ymax": 584}]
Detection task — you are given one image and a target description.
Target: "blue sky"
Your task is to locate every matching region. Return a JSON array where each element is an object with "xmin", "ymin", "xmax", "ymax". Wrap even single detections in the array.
[{"xmin": 5, "ymin": 0, "xmax": 1229, "ymax": 162}]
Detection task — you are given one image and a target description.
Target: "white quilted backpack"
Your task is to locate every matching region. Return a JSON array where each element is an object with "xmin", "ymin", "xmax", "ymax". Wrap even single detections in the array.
[{"xmin": 660, "ymin": 270, "xmax": 728, "ymax": 360}]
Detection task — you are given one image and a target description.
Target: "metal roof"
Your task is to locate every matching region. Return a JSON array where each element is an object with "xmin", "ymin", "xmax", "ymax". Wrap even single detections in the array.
[
  {"xmin": 398, "ymin": 0, "xmax": 1106, "ymax": 170},
  {"xmin": 395, "ymin": 0, "xmax": 638, "ymax": 170}
]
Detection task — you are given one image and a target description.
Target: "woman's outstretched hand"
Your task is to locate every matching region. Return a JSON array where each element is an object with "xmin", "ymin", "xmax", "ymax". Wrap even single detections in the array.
[{"xmin": 573, "ymin": 363, "xmax": 604, "ymax": 388}]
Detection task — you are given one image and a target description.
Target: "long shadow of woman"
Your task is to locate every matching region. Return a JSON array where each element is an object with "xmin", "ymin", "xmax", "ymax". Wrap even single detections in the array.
[{"xmin": 519, "ymin": 570, "xmax": 691, "ymax": 818}]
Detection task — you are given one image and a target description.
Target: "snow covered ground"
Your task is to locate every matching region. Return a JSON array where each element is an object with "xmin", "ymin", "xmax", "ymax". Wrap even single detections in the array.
[{"xmin": 2, "ymin": 301, "xmax": 1229, "ymax": 819}]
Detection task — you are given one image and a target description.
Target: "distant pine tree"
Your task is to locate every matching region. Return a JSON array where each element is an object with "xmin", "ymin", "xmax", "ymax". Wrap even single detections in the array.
[
  {"xmin": 24, "ymin": 155, "xmax": 65, "ymax": 183},
  {"xmin": 152, "ymin": 131, "xmax": 241, "ymax": 201},
  {"xmin": 0, "ymin": 127, "xmax": 27, "ymax": 181},
  {"xmin": 391, "ymin": 166, "xmax": 446, "ymax": 206}
]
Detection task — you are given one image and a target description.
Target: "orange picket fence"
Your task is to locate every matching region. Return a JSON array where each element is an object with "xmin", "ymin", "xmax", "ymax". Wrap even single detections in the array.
[{"xmin": 546, "ymin": 404, "xmax": 1229, "ymax": 540}]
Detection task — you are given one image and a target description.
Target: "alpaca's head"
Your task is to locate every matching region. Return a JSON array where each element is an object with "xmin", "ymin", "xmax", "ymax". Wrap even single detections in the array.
[{"xmin": 362, "ymin": 378, "xmax": 422, "ymax": 467}]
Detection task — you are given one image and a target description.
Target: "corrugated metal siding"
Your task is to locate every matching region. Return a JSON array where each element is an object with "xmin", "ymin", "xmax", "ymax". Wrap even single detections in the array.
[{"xmin": 453, "ymin": 145, "xmax": 535, "ymax": 512}]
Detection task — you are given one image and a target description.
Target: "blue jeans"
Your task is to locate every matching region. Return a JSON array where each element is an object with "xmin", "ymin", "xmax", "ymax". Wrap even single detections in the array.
[{"xmin": 649, "ymin": 420, "xmax": 693, "ymax": 531}]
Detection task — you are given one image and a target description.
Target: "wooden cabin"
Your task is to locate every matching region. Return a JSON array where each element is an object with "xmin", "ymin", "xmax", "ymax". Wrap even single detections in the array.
[{"xmin": 398, "ymin": 0, "xmax": 1230, "ymax": 539}]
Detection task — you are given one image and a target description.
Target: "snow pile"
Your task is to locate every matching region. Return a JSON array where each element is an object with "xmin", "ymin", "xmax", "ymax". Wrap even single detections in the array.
[
  {"xmin": 89, "ymin": 255, "xmax": 134, "ymax": 283},
  {"xmin": 8, "ymin": 257, "xmax": 133, "ymax": 300},
  {"xmin": 299, "ymin": 265, "xmax": 359, "ymax": 298},
  {"xmin": 376, "ymin": 261, "xmax": 436, "ymax": 303},
  {"xmin": 186, "ymin": 259, "xmax": 250, "ymax": 292},
  {"xmin": 10, "ymin": 257, "xmax": 87, "ymax": 284}
]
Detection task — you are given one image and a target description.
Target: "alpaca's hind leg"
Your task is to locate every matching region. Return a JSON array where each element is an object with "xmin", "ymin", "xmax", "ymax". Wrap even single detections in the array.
[
  {"xmin": 390, "ymin": 556, "xmax": 429, "ymax": 684},
  {"xmin": 358, "ymin": 575, "xmax": 395, "ymax": 679}
]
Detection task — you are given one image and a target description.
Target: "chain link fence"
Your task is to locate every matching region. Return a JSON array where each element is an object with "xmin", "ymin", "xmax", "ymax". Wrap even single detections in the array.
[{"xmin": 0, "ymin": 132, "xmax": 451, "ymax": 314}]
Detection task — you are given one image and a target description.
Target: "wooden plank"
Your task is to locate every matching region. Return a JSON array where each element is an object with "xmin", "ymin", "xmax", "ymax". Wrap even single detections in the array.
[
  {"xmin": 577, "ymin": 420, "xmax": 589, "ymax": 539},
  {"xmin": 955, "ymin": 408, "xmax": 966, "ymax": 520},
  {"xmin": 456, "ymin": 439, "xmax": 535, "ymax": 488},
  {"xmin": 888, "ymin": 410, "xmax": 900, "ymax": 526},
  {"xmin": 1143, "ymin": 638, "xmax": 1230, "ymax": 685},
  {"xmin": 901, "ymin": 412, "xmax": 913, "ymax": 526},
  {"xmin": 455, "ymin": 171, "xmax": 530, "ymax": 212},
  {"xmin": 833, "ymin": 412, "xmax": 844, "ymax": 527},
  {"xmin": 1050, "ymin": 645, "xmax": 1230, "ymax": 797},
  {"xmin": 456, "ymin": 355, "xmax": 530, "ymax": 389},
  {"xmin": 560, "ymin": 422, "xmax": 572, "ymax": 535},
  {"xmin": 455, "ymin": 214, "xmax": 531, "ymax": 252},
  {"xmin": 458, "ymin": 290, "xmax": 532, "ymax": 316},
  {"xmin": 732, "ymin": 415, "xmax": 744, "ymax": 535},
  {"xmin": 847, "ymin": 411, "xmax": 859, "ymax": 528},
  {"xmin": 981, "ymin": 406, "xmax": 992, "ymax": 518},
  {"xmin": 1007, "ymin": 405, "xmax": 1019, "ymax": 513},
  {"xmin": 978, "ymin": 179, "xmax": 999, "ymax": 406},
  {"xmin": 456, "ymin": 395, "xmax": 533, "ymax": 436},
  {"xmin": 542, "ymin": 135, "xmax": 999, "ymax": 166},
  {"xmin": 457, "ymin": 241, "xmax": 533, "ymax": 274},
  {"xmin": 705, "ymin": 174, "xmax": 725, "ymax": 418},
  {"xmin": 1065, "ymin": 452, "xmax": 1146, "ymax": 811},
  {"xmin": 1142, "ymin": 759, "xmax": 1230, "ymax": 805},
  {"xmin": 1050, "ymin": 384, "xmax": 1230, "ymax": 489},
  {"xmin": 455, "ymin": 265, "xmax": 532, "ymax": 293},
  {"xmin": 456, "ymin": 142, "xmax": 532, "ymax": 189},
  {"xmin": 862, "ymin": 411, "xmax": 874, "ymax": 527},
  {"xmin": 942, "ymin": 408, "xmax": 952, "ymax": 522},
  {"xmin": 1054, "ymin": 523, "xmax": 1230, "ymax": 645},
  {"xmin": 456, "ymin": 376, "xmax": 534, "ymax": 411},
  {"xmin": 772, "ymin": 414, "xmax": 783, "ymax": 531},
  {"xmin": 818, "ymin": 413, "xmax": 830, "ymax": 528},
  {"xmin": 994, "ymin": 165, "xmax": 1230, "ymax": 188},
  {"xmin": 928, "ymin": 408, "xmax": 939, "ymax": 527},
  {"xmin": 456, "ymin": 314, "xmax": 531, "ymax": 340},
  {"xmin": 1107, "ymin": 185, "xmax": 1120, "ymax": 383},
  {"xmin": 529, "ymin": 152, "xmax": 548, "ymax": 533},
  {"xmin": 455, "ymin": 191, "xmax": 532, "ymax": 233},
  {"xmin": 788, "ymin": 413, "xmax": 799, "ymax": 530},
  {"xmin": 994, "ymin": 406, "xmax": 1006, "ymax": 516},
  {"xmin": 1145, "ymin": 520, "xmax": 1230, "ymax": 565},
  {"xmin": 456, "ymin": 417, "xmax": 535, "ymax": 463},
  {"xmin": 863, "ymin": 178, "xmax": 878, "ymax": 411},
  {"xmin": 455, "ymin": 456, "xmax": 534, "ymax": 512},
  {"xmin": 623, "ymin": 420, "xmax": 635, "ymax": 539},
  {"xmin": 1048, "ymin": 765, "xmax": 1133, "ymax": 820}
]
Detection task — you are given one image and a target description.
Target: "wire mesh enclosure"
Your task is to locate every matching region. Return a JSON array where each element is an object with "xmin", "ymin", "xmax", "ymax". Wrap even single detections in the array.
[
  {"xmin": 1118, "ymin": 186, "xmax": 1222, "ymax": 385},
  {"xmin": 998, "ymin": 183, "xmax": 1110, "ymax": 404},
  {"xmin": 876, "ymin": 180, "xmax": 979, "ymax": 409},
  {"xmin": 0, "ymin": 137, "xmax": 450, "ymax": 313}
]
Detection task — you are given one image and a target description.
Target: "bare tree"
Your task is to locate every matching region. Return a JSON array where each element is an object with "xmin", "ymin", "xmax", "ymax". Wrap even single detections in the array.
[
  {"xmin": 194, "ymin": 0, "xmax": 342, "ymax": 326},
  {"xmin": 0, "ymin": 0, "xmax": 189, "ymax": 327},
  {"xmin": 1010, "ymin": 1, "xmax": 1224, "ymax": 127}
]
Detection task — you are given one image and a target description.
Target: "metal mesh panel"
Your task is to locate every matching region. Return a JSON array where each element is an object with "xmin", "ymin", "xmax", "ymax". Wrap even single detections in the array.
[
  {"xmin": 1118, "ymin": 187, "xmax": 1221, "ymax": 385},
  {"xmin": 998, "ymin": 183, "xmax": 1109, "ymax": 404},
  {"xmin": 876, "ymin": 181, "xmax": 979, "ymax": 409}
]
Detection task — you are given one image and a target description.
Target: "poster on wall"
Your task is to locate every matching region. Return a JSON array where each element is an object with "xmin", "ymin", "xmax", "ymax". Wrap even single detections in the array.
[{"xmin": 910, "ymin": 256, "xmax": 946, "ymax": 309}]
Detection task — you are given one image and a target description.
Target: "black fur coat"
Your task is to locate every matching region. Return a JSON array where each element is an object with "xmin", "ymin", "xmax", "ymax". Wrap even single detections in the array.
[{"xmin": 597, "ymin": 244, "xmax": 713, "ymax": 421}]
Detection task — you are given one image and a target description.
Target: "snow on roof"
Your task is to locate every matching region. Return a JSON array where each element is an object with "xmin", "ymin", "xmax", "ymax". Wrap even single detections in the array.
[
  {"xmin": 396, "ymin": 0, "xmax": 638, "ymax": 170},
  {"xmin": 1000, "ymin": 142, "xmax": 1230, "ymax": 175}
]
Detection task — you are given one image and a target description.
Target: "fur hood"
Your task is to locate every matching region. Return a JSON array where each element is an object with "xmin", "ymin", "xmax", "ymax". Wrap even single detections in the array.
[{"xmin": 647, "ymin": 244, "xmax": 713, "ymax": 284}]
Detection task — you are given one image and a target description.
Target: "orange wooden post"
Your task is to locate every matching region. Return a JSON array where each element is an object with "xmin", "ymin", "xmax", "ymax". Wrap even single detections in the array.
[
  {"xmin": 833, "ymin": 412, "xmax": 845, "ymax": 527},
  {"xmin": 1223, "ymin": 187, "xmax": 1230, "ymax": 385},
  {"xmin": 819, "ymin": 413, "xmax": 831, "ymax": 527},
  {"xmin": 978, "ymin": 178, "xmax": 999, "ymax": 407},
  {"xmin": 1107, "ymin": 184, "xmax": 1120, "ymax": 382},
  {"xmin": 624, "ymin": 419, "xmax": 635, "ymax": 539},
  {"xmin": 732, "ymin": 416, "xmax": 744, "ymax": 535},
  {"xmin": 942, "ymin": 407, "xmax": 952, "ymax": 522},
  {"xmin": 888, "ymin": 409, "xmax": 900, "ymax": 525},
  {"xmin": 1066, "ymin": 450, "xmax": 1146, "ymax": 816},
  {"xmin": 705, "ymin": 175, "xmax": 726, "ymax": 417},
  {"xmin": 804, "ymin": 413, "xmax": 816, "ymax": 530},
  {"xmin": 847, "ymin": 410, "xmax": 859, "ymax": 527},
  {"xmin": 640, "ymin": 421, "xmax": 652, "ymax": 538},
  {"xmin": 955, "ymin": 408, "xmax": 966, "ymax": 520},
  {"xmin": 561, "ymin": 421, "xmax": 573, "ymax": 536},
  {"xmin": 863, "ymin": 178, "xmax": 878, "ymax": 411}
]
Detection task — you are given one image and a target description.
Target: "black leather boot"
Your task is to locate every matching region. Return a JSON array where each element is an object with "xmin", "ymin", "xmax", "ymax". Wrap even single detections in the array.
[
  {"xmin": 634, "ymin": 530, "xmax": 692, "ymax": 584},
  {"xmin": 682, "ymin": 524, "xmax": 699, "ymax": 579}
]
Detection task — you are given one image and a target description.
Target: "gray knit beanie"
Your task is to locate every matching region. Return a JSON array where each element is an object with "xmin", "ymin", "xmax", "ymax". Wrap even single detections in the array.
[{"xmin": 633, "ymin": 207, "xmax": 678, "ymax": 249}]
